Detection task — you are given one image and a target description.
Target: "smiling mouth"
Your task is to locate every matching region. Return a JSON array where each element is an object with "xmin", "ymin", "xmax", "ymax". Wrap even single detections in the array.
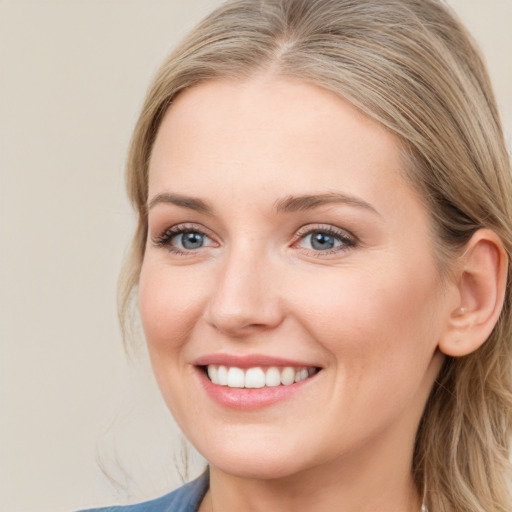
[{"xmin": 201, "ymin": 365, "xmax": 320, "ymax": 389}]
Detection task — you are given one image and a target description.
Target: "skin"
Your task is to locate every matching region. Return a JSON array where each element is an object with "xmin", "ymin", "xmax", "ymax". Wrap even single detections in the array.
[{"xmin": 139, "ymin": 75, "xmax": 460, "ymax": 511}]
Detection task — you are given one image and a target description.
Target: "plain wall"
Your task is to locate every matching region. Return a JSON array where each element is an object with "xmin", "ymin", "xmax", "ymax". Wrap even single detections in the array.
[{"xmin": 1, "ymin": 1, "xmax": 510, "ymax": 511}]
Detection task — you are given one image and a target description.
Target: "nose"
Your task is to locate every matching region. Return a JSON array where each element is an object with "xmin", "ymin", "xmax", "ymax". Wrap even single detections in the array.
[{"xmin": 205, "ymin": 243, "xmax": 284, "ymax": 337}]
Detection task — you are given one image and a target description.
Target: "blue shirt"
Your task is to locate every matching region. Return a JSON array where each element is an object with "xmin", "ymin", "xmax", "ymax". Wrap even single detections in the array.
[{"xmin": 78, "ymin": 471, "xmax": 209, "ymax": 512}]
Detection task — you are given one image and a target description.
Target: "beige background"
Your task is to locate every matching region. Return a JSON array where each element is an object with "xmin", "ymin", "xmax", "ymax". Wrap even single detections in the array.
[{"xmin": 1, "ymin": 1, "xmax": 510, "ymax": 511}]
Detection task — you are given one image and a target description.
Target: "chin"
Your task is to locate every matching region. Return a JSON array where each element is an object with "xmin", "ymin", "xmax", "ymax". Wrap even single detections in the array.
[
  {"xmin": 209, "ymin": 453, "xmax": 310, "ymax": 481},
  {"xmin": 191, "ymin": 432, "xmax": 320, "ymax": 481}
]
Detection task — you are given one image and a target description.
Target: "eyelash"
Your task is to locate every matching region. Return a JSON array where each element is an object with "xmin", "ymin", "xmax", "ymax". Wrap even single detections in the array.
[
  {"xmin": 152, "ymin": 223, "xmax": 357, "ymax": 256},
  {"xmin": 152, "ymin": 223, "xmax": 215, "ymax": 255},
  {"xmin": 293, "ymin": 224, "xmax": 357, "ymax": 255}
]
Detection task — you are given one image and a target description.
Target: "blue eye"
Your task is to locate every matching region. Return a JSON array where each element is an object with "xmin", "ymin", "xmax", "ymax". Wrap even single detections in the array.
[
  {"xmin": 307, "ymin": 232, "xmax": 340, "ymax": 251},
  {"xmin": 296, "ymin": 227, "xmax": 356, "ymax": 254},
  {"xmin": 177, "ymin": 232, "xmax": 206, "ymax": 250},
  {"xmin": 153, "ymin": 225, "xmax": 216, "ymax": 253}
]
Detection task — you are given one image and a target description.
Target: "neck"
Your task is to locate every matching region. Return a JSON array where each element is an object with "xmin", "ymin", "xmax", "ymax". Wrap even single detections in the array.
[{"xmin": 200, "ymin": 436, "xmax": 422, "ymax": 512}]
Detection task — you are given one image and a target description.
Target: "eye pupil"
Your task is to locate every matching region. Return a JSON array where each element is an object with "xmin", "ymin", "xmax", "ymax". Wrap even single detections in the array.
[
  {"xmin": 181, "ymin": 232, "xmax": 204, "ymax": 249},
  {"xmin": 311, "ymin": 232, "xmax": 335, "ymax": 250}
]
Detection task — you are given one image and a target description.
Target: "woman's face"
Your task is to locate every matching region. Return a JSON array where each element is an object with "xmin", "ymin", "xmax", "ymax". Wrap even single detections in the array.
[{"xmin": 140, "ymin": 76, "xmax": 454, "ymax": 479}]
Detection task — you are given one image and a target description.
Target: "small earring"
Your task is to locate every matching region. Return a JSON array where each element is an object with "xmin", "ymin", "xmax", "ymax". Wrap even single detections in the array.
[{"xmin": 459, "ymin": 307, "xmax": 467, "ymax": 315}]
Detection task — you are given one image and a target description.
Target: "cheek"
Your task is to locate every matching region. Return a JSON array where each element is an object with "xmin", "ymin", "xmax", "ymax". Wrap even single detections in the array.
[
  {"xmin": 293, "ymin": 265, "xmax": 443, "ymax": 437},
  {"xmin": 138, "ymin": 260, "xmax": 211, "ymax": 424},
  {"xmin": 290, "ymin": 261, "xmax": 442, "ymax": 371},
  {"xmin": 138, "ymin": 261, "xmax": 209, "ymax": 354}
]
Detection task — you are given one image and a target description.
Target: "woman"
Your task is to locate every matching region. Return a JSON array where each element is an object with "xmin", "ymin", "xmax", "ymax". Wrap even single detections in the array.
[{"xmin": 86, "ymin": 0, "xmax": 512, "ymax": 510}]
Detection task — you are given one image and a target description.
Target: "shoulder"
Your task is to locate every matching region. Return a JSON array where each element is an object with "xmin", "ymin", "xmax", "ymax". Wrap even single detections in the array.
[{"xmin": 77, "ymin": 471, "xmax": 209, "ymax": 512}]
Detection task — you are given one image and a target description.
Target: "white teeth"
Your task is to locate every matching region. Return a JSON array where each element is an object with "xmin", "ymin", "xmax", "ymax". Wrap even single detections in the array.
[
  {"xmin": 217, "ymin": 365, "xmax": 228, "ymax": 386},
  {"xmin": 295, "ymin": 368, "xmax": 309, "ymax": 383},
  {"xmin": 265, "ymin": 367, "xmax": 281, "ymax": 387},
  {"xmin": 227, "ymin": 367, "xmax": 245, "ymax": 388},
  {"xmin": 206, "ymin": 365, "xmax": 317, "ymax": 388},
  {"xmin": 280, "ymin": 367, "xmax": 295, "ymax": 386},
  {"xmin": 245, "ymin": 367, "xmax": 266, "ymax": 388},
  {"xmin": 207, "ymin": 365, "xmax": 218, "ymax": 383}
]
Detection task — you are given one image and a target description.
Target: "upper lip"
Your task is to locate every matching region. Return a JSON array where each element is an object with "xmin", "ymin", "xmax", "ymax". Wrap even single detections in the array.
[{"xmin": 193, "ymin": 353, "xmax": 321, "ymax": 369}]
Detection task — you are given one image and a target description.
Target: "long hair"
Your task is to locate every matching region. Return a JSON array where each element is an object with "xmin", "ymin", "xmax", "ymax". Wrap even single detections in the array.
[{"xmin": 119, "ymin": 1, "xmax": 512, "ymax": 510}]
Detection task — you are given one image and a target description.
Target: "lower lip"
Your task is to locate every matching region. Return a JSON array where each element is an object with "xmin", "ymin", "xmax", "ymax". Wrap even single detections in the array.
[{"xmin": 196, "ymin": 367, "xmax": 318, "ymax": 410}]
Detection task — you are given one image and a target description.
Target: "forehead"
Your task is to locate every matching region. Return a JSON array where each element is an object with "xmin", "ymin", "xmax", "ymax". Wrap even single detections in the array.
[{"xmin": 148, "ymin": 76, "xmax": 419, "ymax": 217}]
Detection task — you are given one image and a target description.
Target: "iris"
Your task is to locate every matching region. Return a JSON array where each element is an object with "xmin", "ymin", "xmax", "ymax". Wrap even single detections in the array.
[
  {"xmin": 180, "ymin": 232, "xmax": 204, "ymax": 249},
  {"xmin": 310, "ymin": 232, "xmax": 337, "ymax": 250}
]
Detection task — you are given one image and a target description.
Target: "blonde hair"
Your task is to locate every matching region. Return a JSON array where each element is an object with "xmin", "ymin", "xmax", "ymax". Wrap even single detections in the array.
[{"xmin": 119, "ymin": 0, "xmax": 512, "ymax": 510}]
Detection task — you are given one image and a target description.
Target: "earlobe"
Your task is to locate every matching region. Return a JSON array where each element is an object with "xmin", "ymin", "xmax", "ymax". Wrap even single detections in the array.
[{"xmin": 438, "ymin": 229, "xmax": 508, "ymax": 357}]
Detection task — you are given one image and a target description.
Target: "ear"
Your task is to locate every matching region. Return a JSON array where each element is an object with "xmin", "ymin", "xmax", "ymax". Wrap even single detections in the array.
[{"xmin": 438, "ymin": 229, "xmax": 508, "ymax": 357}]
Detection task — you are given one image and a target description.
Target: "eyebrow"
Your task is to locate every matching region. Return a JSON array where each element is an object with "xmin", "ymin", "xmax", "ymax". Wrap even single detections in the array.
[
  {"xmin": 147, "ymin": 193, "xmax": 213, "ymax": 214},
  {"xmin": 274, "ymin": 192, "xmax": 380, "ymax": 215},
  {"xmin": 147, "ymin": 191, "xmax": 379, "ymax": 216}
]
